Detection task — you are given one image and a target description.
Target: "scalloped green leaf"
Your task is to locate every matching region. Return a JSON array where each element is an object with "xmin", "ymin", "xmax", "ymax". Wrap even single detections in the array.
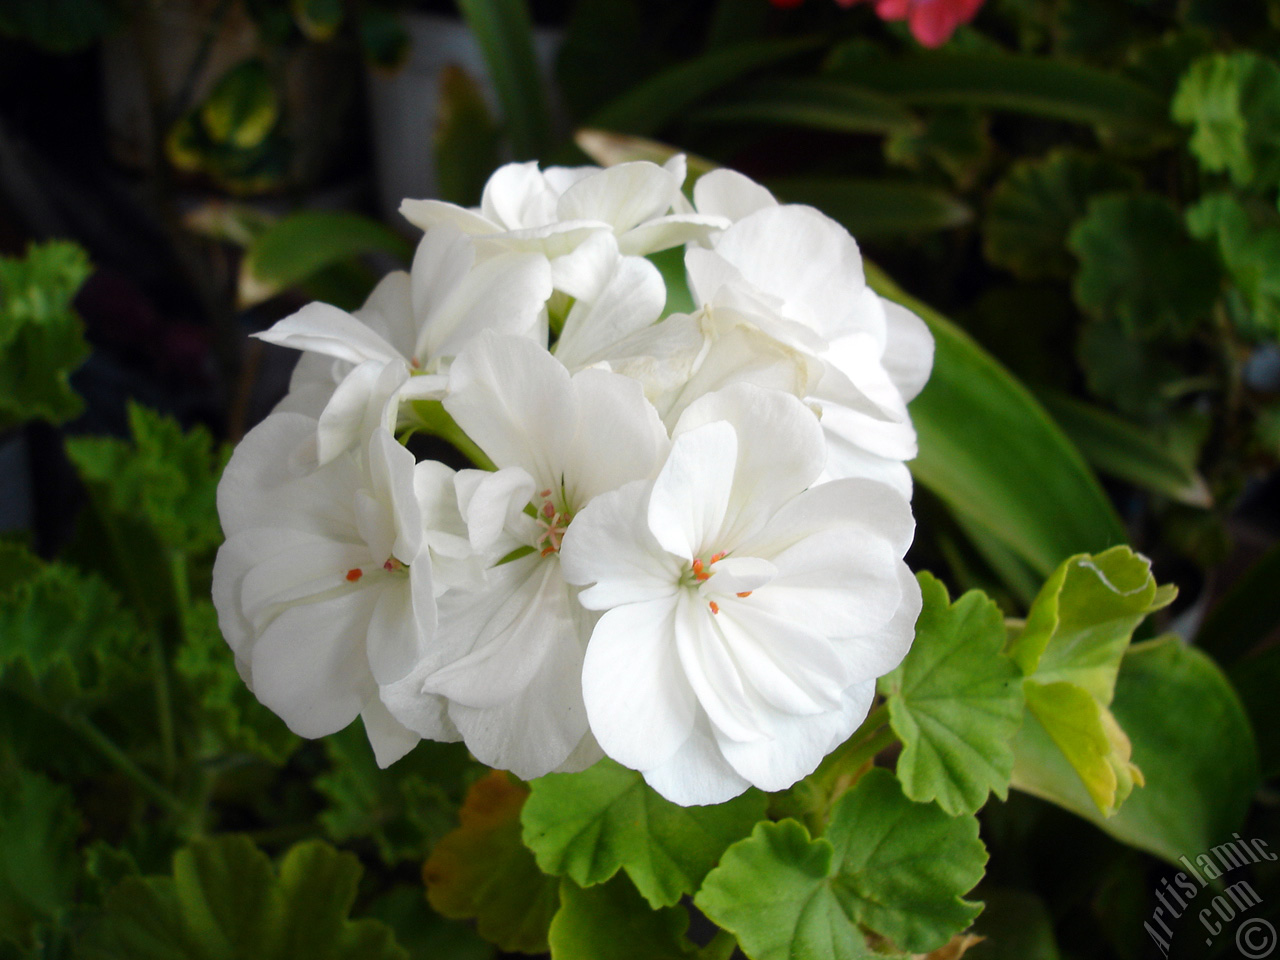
[
  {"xmin": 696, "ymin": 770, "xmax": 986, "ymax": 958},
  {"xmin": 1172, "ymin": 51, "xmax": 1280, "ymax": 189},
  {"xmin": 0, "ymin": 240, "xmax": 91, "ymax": 430},
  {"xmin": 522, "ymin": 759, "xmax": 765, "ymax": 909},
  {"xmin": 984, "ymin": 150, "xmax": 1140, "ymax": 280},
  {"xmin": 80, "ymin": 836, "xmax": 407, "ymax": 960},
  {"xmin": 0, "ymin": 766, "xmax": 80, "ymax": 948},
  {"xmin": 548, "ymin": 877, "xmax": 699, "ymax": 960},
  {"xmin": 1069, "ymin": 192, "xmax": 1221, "ymax": 339},
  {"xmin": 425, "ymin": 771, "xmax": 559, "ymax": 954},
  {"xmin": 878, "ymin": 573, "xmax": 1024, "ymax": 816}
]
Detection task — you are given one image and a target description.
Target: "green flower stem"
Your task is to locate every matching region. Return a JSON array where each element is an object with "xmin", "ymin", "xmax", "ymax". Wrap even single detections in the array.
[
  {"xmin": 405, "ymin": 399, "xmax": 496, "ymax": 470},
  {"xmin": 64, "ymin": 712, "xmax": 190, "ymax": 820}
]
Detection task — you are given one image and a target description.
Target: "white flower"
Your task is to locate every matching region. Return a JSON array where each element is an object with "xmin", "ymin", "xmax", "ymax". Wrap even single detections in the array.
[
  {"xmin": 258, "ymin": 225, "xmax": 552, "ymax": 465},
  {"xmin": 212, "ymin": 413, "xmax": 459, "ymax": 765},
  {"xmin": 559, "ymin": 384, "xmax": 920, "ymax": 805},
  {"xmin": 401, "ymin": 157, "xmax": 727, "ymax": 260},
  {"xmin": 382, "ymin": 332, "xmax": 669, "ymax": 779},
  {"xmin": 688, "ymin": 174, "xmax": 935, "ymax": 496}
]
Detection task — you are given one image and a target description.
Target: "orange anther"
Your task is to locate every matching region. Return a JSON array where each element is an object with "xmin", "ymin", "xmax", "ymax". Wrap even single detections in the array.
[
  {"xmin": 539, "ymin": 488, "xmax": 552, "ymax": 498},
  {"xmin": 692, "ymin": 558, "xmax": 704, "ymax": 576},
  {"xmin": 709, "ymin": 600, "xmax": 720, "ymax": 614},
  {"xmin": 345, "ymin": 568, "xmax": 363, "ymax": 582},
  {"xmin": 710, "ymin": 551, "xmax": 727, "ymax": 564},
  {"xmin": 737, "ymin": 591, "xmax": 752, "ymax": 598},
  {"xmin": 384, "ymin": 559, "xmax": 394, "ymax": 571},
  {"xmin": 540, "ymin": 546, "xmax": 556, "ymax": 557}
]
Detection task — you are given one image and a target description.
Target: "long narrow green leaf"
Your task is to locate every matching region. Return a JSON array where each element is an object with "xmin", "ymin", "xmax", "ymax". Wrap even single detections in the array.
[
  {"xmin": 239, "ymin": 211, "xmax": 413, "ymax": 308},
  {"xmin": 1038, "ymin": 392, "xmax": 1212, "ymax": 508},
  {"xmin": 867, "ymin": 263, "xmax": 1128, "ymax": 574},
  {"xmin": 826, "ymin": 51, "xmax": 1175, "ymax": 136},
  {"xmin": 690, "ymin": 78, "xmax": 918, "ymax": 135},
  {"xmin": 456, "ymin": 0, "xmax": 552, "ymax": 159},
  {"xmin": 589, "ymin": 37, "xmax": 821, "ymax": 136},
  {"xmin": 769, "ymin": 178, "xmax": 971, "ymax": 236}
]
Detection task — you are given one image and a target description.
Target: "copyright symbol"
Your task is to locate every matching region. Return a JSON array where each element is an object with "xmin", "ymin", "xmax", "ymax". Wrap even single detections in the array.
[{"xmin": 1237, "ymin": 918, "xmax": 1277, "ymax": 959}]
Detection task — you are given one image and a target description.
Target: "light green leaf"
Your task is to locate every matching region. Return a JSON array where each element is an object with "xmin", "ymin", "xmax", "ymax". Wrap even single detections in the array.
[
  {"xmin": 878, "ymin": 573, "xmax": 1025, "ymax": 816},
  {"xmin": 548, "ymin": 877, "xmax": 699, "ymax": 960},
  {"xmin": 696, "ymin": 770, "xmax": 986, "ymax": 958},
  {"xmin": 1038, "ymin": 392, "xmax": 1212, "ymax": 508},
  {"xmin": 521, "ymin": 758, "xmax": 765, "ymax": 909},
  {"xmin": 435, "ymin": 65, "xmax": 501, "ymax": 207},
  {"xmin": 1008, "ymin": 546, "xmax": 1172, "ymax": 699},
  {"xmin": 239, "ymin": 211, "xmax": 413, "ymax": 308},
  {"xmin": 825, "ymin": 50, "xmax": 1175, "ymax": 136},
  {"xmin": 1172, "ymin": 51, "xmax": 1280, "ymax": 188},
  {"xmin": 767, "ymin": 178, "xmax": 972, "ymax": 237},
  {"xmin": 425, "ymin": 771, "xmax": 559, "ymax": 954},
  {"xmin": 80, "ymin": 836, "xmax": 407, "ymax": 960},
  {"xmin": 984, "ymin": 150, "xmax": 1140, "ymax": 280},
  {"xmin": 1187, "ymin": 192, "xmax": 1280, "ymax": 337},
  {"xmin": 1068, "ymin": 192, "xmax": 1221, "ymax": 339},
  {"xmin": 1012, "ymin": 637, "xmax": 1258, "ymax": 864},
  {"xmin": 456, "ymin": 0, "xmax": 551, "ymax": 159},
  {"xmin": 589, "ymin": 37, "xmax": 820, "ymax": 136},
  {"xmin": 0, "ymin": 767, "xmax": 80, "ymax": 948},
  {"xmin": 868, "ymin": 263, "xmax": 1127, "ymax": 575},
  {"xmin": 200, "ymin": 60, "xmax": 279, "ymax": 150},
  {"xmin": 0, "ymin": 240, "xmax": 91, "ymax": 430},
  {"xmin": 1020, "ymin": 680, "xmax": 1142, "ymax": 817},
  {"xmin": 691, "ymin": 78, "xmax": 917, "ymax": 135}
]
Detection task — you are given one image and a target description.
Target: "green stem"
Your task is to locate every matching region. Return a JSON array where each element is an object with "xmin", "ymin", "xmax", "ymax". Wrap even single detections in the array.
[
  {"xmin": 837, "ymin": 725, "xmax": 897, "ymax": 775},
  {"xmin": 64, "ymin": 713, "xmax": 190, "ymax": 820},
  {"xmin": 149, "ymin": 628, "xmax": 178, "ymax": 782},
  {"xmin": 700, "ymin": 929, "xmax": 738, "ymax": 960}
]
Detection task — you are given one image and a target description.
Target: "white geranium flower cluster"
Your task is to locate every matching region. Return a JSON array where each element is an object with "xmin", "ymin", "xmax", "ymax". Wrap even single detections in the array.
[{"xmin": 212, "ymin": 158, "xmax": 934, "ymax": 806}]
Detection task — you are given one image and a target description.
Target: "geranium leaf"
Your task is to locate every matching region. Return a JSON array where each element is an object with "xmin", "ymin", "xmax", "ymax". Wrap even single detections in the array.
[
  {"xmin": 878, "ymin": 573, "xmax": 1025, "ymax": 816},
  {"xmin": 695, "ymin": 770, "xmax": 985, "ymax": 958},
  {"xmin": 984, "ymin": 150, "xmax": 1139, "ymax": 280},
  {"xmin": 547, "ymin": 877, "xmax": 699, "ymax": 960},
  {"xmin": 80, "ymin": 836, "xmax": 407, "ymax": 960},
  {"xmin": 1008, "ymin": 546, "xmax": 1173, "ymax": 700},
  {"xmin": 0, "ymin": 240, "xmax": 91, "ymax": 431},
  {"xmin": 1172, "ymin": 51, "xmax": 1280, "ymax": 189},
  {"xmin": 1012, "ymin": 637, "xmax": 1257, "ymax": 864},
  {"xmin": 521, "ymin": 758, "xmax": 765, "ymax": 909},
  {"xmin": 0, "ymin": 766, "xmax": 80, "ymax": 948},
  {"xmin": 424, "ymin": 771, "xmax": 559, "ymax": 955},
  {"xmin": 1068, "ymin": 192, "xmax": 1221, "ymax": 340},
  {"xmin": 1186, "ymin": 192, "xmax": 1280, "ymax": 338},
  {"xmin": 317, "ymin": 718, "xmax": 479, "ymax": 865}
]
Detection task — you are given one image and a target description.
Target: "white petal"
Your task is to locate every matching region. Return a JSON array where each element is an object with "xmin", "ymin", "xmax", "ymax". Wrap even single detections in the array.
[
  {"xmin": 380, "ymin": 664, "xmax": 462, "ymax": 743},
  {"xmin": 674, "ymin": 384, "xmax": 826, "ymax": 547},
  {"xmin": 400, "ymin": 198, "xmax": 498, "ymax": 235},
  {"xmin": 881, "ymin": 298, "xmax": 935, "ymax": 402},
  {"xmin": 693, "ymin": 169, "xmax": 778, "ymax": 222},
  {"xmin": 834, "ymin": 562, "xmax": 920, "ymax": 684},
  {"xmin": 316, "ymin": 360, "xmax": 409, "ymax": 466},
  {"xmin": 675, "ymin": 591, "xmax": 763, "ymax": 744},
  {"xmin": 249, "ymin": 587, "xmax": 380, "ymax": 738},
  {"xmin": 703, "ymin": 556, "xmax": 776, "ymax": 596},
  {"xmin": 561, "ymin": 478, "xmax": 682, "ymax": 609},
  {"xmin": 445, "ymin": 333, "xmax": 576, "ymax": 489},
  {"xmin": 640, "ymin": 712, "xmax": 751, "ymax": 806},
  {"xmin": 419, "ymin": 251, "xmax": 552, "ymax": 363},
  {"xmin": 549, "ymin": 230, "xmax": 620, "ymax": 302},
  {"xmin": 554, "ymin": 256, "xmax": 666, "ymax": 371},
  {"xmin": 410, "ymin": 225, "xmax": 475, "ymax": 342},
  {"xmin": 564, "ymin": 368, "xmax": 668, "ymax": 506},
  {"xmin": 557, "ymin": 161, "xmax": 680, "ymax": 234},
  {"xmin": 414, "ymin": 459, "xmax": 471, "ymax": 559},
  {"xmin": 715, "ymin": 693, "xmax": 859, "ymax": 793},
  {"xmin": 355, "ymin": 270, "xmax": 416, "ymax": 359},
  {"xmin": 361, "ymin": 696, "xmax": 424, "ymax": 767},
  {"xmin": 366, "ymin": 575, "xmax": 432, "ymax": 686},
  {"xmin": 617, "ymin": 214, "xmax": 728, "ymax": 257},
  {"xmin": 481, "ymin": 161, "xmax": 560, "ymax": 229},
  {"xmin": 254, "ymin": 301, "xmax": 403, "ymax": 367},
  {"xmin": 368, "ymin": 427, "xmax": 423, "ymax": 563},
  {"xmin": 647, "ymin": 421, "xmax": 736, "ymax": 561},
  {"xmin": 581, "ymin": 596, "xmax": 696, "ymax": 770},
  {"xmin": 455, "ymin": 466, "xmax": 537, "ymax": 555}
]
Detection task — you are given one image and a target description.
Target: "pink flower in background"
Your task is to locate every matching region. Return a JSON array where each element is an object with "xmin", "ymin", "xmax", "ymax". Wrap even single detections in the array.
[
  {"xmin": 860, "ymin": 0, "xmax": 986, "ymax": 46},
  {"xmin": 771, "ymin": 0, "xmax": 985, "ymax": 47}
]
